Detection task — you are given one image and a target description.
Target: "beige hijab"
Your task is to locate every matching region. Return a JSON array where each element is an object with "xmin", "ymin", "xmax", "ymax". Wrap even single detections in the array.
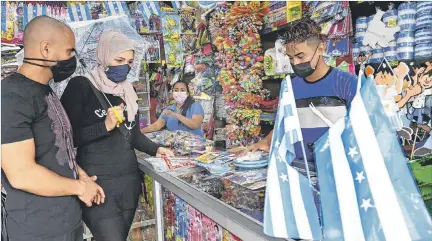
[{"xmin": 86, "ymin": 31, "xmax": 138, "ymax": 122}]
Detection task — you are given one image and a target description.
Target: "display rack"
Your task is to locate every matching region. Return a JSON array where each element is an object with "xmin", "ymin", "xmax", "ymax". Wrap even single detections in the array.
[{"xmin": 137, "ymin": 157, "xmax": 285, "ymax": 241}]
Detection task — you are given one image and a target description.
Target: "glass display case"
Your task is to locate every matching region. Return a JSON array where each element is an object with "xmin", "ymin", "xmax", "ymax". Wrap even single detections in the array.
[{"xmin": 137, "ymin": 156, "xmax": 284, "ymax": 241}]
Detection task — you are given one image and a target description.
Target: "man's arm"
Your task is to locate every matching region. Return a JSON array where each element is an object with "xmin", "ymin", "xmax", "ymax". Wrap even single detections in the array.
[{"xmin": 1, "ymin": 139, "xmax": 101, "ymax": 206}]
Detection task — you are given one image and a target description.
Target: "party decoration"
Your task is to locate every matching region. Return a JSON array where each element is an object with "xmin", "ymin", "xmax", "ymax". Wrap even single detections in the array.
[
  {"xmin": 209, "ymin": 2, "xmax": 270, "ymax": 147},
  {"xmin": 362, "ymin": 9, "xmax": 400, "ymax": 48}
]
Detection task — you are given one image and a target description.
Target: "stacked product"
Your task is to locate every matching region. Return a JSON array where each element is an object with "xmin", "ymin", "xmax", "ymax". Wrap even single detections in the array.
[
  {"xmin": 263, "ymin": 1, "xmax": 287, "ymax": 31},
  {"xmin": 370, "ymin": 44, "xmax": 384, "ymax": 64},
  {"xmin": 383, "ymin": 5, "xmax": 399, "ymax": 61},
  {"xmin": 414, "ymin": 2, "xmax": 432, "ymax": 59},
  {"xmin": 210, "ymin": 2, "xmax": 270, "ymax": 147},
  {"xmin": 397, "ymin": 2, "xmax": 416, "ymax": 60}
]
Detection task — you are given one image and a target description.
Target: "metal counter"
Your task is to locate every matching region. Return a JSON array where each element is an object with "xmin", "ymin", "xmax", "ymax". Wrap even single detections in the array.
[{"xmin": 137, "ymin": 157, "xmax": 285, "ymax": 241}]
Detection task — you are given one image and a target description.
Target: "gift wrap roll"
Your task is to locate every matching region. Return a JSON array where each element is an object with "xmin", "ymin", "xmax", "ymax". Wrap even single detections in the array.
[
  {"xmin": 415, "ymin": 43, "xmax": 432, "ymax": 58},
  {"xmin": 355, "ymin": 31, "xmax": 366, "ymax": 44},
  {"xmin": 383, "ymin": 9, "xmax": 398, "ymax": 27},
  {"xmin": 415, "ymin": 28, "xmax": 432, "ymax": 44},
  {"xmin": 398, "ymin": 2, "xmax": 417, "ymax": 32}
]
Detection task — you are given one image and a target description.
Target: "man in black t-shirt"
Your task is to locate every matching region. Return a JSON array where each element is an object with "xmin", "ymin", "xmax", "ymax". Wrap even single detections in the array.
[{"xmin": 1, "ymin": 16, "xmax": 104, "ymax": 241}]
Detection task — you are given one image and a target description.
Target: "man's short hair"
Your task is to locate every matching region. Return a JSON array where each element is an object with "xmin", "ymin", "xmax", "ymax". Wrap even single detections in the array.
[
  {"xmin": 23, "ymin": 16, "xmax": 71, "ymax": 46},
  {"xmin": 283, "ymin": 17, "xmax": 322, "ymax": 46}
]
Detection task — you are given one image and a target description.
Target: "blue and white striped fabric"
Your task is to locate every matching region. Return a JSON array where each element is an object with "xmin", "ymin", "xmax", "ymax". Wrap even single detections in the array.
[
  {"xmin": 314, "ymin": 74, "xmax": 432, "ymax": 241},
  {"xmin": 67, "ymin": 2, "xmax": 92, "ymax": 22},
  {"xmin": 139, "ymin": 1, "xmax": 162, "ymax": 21},
  {"xmin": 103, "ymin": 1, "xmax": 129, "ymax": 17},
  {"xmin": 263, "ymin": 76, "xmax": 322, "ymax": 240},
  {"xmin": 171, "ymin": 1, "xmax": 181, "ymax": 11}
]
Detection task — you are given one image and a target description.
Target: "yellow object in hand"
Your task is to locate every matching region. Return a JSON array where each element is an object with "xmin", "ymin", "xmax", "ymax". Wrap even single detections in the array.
[{"xmin": 112, "ymin": 108, "xmax": 123, "ymax": 128}]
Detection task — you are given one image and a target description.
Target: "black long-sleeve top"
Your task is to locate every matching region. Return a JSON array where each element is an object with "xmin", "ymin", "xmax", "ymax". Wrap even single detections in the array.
[{"xmin": 60, "ymin": 76, "xmax": 160, "ymax": 179}]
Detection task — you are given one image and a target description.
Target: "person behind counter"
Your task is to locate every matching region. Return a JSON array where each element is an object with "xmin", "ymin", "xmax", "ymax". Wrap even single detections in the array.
[
  {"xmin": 60, "ymin": 31, "xmax": 173, "ymax": 241},
  {"xmin": 246, "ymin": 17, "xmax": 358, "ymax": 201},
  {"xmin": 141, "ymin": 81, "xmax": 205, "ymax": 137}
]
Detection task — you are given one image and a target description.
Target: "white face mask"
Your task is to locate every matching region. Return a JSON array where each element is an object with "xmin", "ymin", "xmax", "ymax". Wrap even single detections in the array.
[{"xmin": 173, "ymin": 91, "xmax": 188, "ymax": 104}]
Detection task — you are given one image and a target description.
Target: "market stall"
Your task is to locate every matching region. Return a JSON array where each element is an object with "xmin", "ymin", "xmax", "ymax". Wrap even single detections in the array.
[{"xmin": 1, "ymin": 1, "xmax": 431, "ymax": 241}]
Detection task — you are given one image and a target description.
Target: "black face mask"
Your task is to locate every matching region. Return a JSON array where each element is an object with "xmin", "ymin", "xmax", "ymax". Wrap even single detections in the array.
[
  {"xmin": 23, "ymin": 55, "xmax": 77, "ymax": 82},
  {"xmin": 291, "ymin": 45, "xmax": 320, "ymax": 78}
]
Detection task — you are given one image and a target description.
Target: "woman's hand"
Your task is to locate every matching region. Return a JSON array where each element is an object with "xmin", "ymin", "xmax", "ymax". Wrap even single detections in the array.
[
  {"xmin": 105, "ymin": 104, "xmax": 125, "ymax": 131},
  {"xmin": 162, "ymin": 109, "xmax": 177, "ymax": 118},
  {"xmin": 156, "ymin": 147, "xmax": 175, "ymax": 157}
]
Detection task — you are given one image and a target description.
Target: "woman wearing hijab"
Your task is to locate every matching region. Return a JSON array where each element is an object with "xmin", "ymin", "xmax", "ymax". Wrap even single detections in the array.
[
  {"xmin": 141, "ymin": 81, "xmax": 205, "ymax": 137},
  {"xmin": 61, "ymin": 31, "xmax": 173, "ymax": 240}
]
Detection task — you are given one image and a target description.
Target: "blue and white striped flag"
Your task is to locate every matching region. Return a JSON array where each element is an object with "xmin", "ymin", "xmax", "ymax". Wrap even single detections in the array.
[
  {"xmin": 103, "ymin": 1, "xmax": 130, "ymax": 17},
  {"xmin": 139, "ymin": 1, "xmax": 162, "ymax": 21},
  {"xmin": 264, "ymin": 76, "xmax": 322, "ymax": 240},
  {"xmin": 67, "ymin": 2, "xmax": 92, "ymax": 22},
  {"xmin": 171, "ymin": 1, "xmax": 181, "ymax": 11},
  {"xmin": 315, "ymin": 75, "xmax": 432, "ymax": 241}
]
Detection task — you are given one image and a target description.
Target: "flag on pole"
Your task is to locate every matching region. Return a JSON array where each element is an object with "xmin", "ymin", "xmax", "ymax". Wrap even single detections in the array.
[
  {"xmin": 314, "ymin": 75, "xmax": 432, "ymax": 241},
  {"xmin": 263, "ymin": 76, "xmax": 322, "ymax": 240}
]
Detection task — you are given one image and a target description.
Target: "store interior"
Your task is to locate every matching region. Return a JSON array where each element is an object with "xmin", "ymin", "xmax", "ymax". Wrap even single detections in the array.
[{"xmin": 1, "ymin": 1, "xmax": 431, "ymax": 241}]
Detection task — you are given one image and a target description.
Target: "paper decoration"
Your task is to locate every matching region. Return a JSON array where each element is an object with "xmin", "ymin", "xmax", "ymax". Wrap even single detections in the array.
[{"xmin": 362, "ymin": 10, "xmax": 400, "ymax": 48}]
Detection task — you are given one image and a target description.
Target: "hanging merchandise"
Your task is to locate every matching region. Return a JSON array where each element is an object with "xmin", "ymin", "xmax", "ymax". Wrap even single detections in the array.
[
  {"xmin": 139, "ymin": 1, "xmax": 162, "ymax": 22},
  {"xmin": 1, "ymin": 2, "xmax": 70, "ymax": 44},
  {"xmin": 398, "ymin": 2, "xmax": 416, "ymax": 32},
  {"xmin": 209, "ymin": 2, "xmax": 270, "ymax": 147},
  {"xmin": 67, "ymin": 1, "xmax": 98, "ymax": 22},
  {"xmin": 180, "ymin": 7, "xmax": 197, "ymax": 34},
  {"xmin": 181, "ymin": 34, "xmax": 197, "ymax": 54},
  {"xmin": 326, "ymin": 37, "xmax": 350, "ymax": 57},
  {"xmin": 162, "ymin": 13, "xmax": 181, "ymax": 40},
  {"xmin": 142, "ymin": 34, "xmax": 162, "ymax": 63},
  {"xmin": 164, "ymin": 40, "xmax": 183, "ymax": 67}
]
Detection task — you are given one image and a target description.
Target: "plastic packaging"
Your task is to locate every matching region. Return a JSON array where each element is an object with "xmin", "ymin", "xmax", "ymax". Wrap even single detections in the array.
[
  {"xmin": 415, "ymin": 28, "xmax": 432, "ymax": 44},
  {"xmin": 398, "ymin": 2, "xmax": 416, "ymax": 31}
]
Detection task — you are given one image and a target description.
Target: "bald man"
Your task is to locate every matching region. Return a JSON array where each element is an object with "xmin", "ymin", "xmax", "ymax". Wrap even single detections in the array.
[{"xmin": 1, "ymin": 16, "xmax": 104, "ymax": 241}]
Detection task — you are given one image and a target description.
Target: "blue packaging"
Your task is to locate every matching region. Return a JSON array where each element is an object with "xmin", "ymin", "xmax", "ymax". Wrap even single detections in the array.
[
  {"xmin": 415, "ymin": 43, "xmax": 432, "ymax": 58},
  {"xmin": 398, "ymin": 2, "xmax": 417, "ymax": 31},
  {"xmin": 416, "ymin": 15, "xmax": 432, "ymax": 30},
  {"xmin": 415, "ymin": 28, "xmax": 432, "ymax": 44},
  {"xmin": 397, "ymin": 46, "xmax": 414, "ymax": 60}
]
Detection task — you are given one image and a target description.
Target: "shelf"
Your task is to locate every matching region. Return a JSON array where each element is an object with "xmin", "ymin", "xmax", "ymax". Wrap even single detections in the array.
[
  {"xmin": 131, "ymin": 219, "xmax": 156, "ymax": 229},
  {"xmin": 260, "ymin": 19, "xmax": 301, "ymax": 35}
]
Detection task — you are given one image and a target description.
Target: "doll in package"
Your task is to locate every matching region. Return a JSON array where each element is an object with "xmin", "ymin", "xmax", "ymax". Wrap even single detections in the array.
[
  {"xmin": 202, "ymin": 215, "xmax": 223, "ymax": 241},
  {"xmin": 187, "ymin": 206, "xmax": 203, "ymax": 241},
  {"xmin": 163, "ymin": 190, "xmax": 176, "ymax": 241},
  {"xmin": 175, "ymin": 197, "xmax": 189, "ymax": 241}
]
